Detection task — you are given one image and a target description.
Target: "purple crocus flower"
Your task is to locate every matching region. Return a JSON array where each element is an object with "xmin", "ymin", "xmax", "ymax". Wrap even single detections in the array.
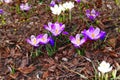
[
  {"xmin": 0, "ymin": 9, "xmax": 3, "ymax": 14},
  {"xmin": 50, "ymin": 0, "xmax": 56, "ymax": 7},
  {"xmin": 44, "ymin": 22, "xmax": 65, "ymax": 36},
  {"xmin": 70, "ymin": 34, "xmax": 86, "ymax": 47},
  {"xmin": 37, "ymin": 34, "xmax": 50, "ymax": 45},
  {"xmin": 75, "ymin": 0, "xmax": 81, "ymax": 3},
  {"xmin": 49, "ymin": 37, "xmax": 55, "ymax": 46},
  {"xmin": 27, "ymin": 35, "xmax": 41, "ymax": 47},
  {"xmin": 86, "ymin": 9, "xmax": 99, "ymax": 21},
  {"xmin": 20, "ymin": 3, "xmax": 30, "ymax": 11},
  {"xmin": 82, "ymin": 26, "xmax": 106, "ymax": 40}
]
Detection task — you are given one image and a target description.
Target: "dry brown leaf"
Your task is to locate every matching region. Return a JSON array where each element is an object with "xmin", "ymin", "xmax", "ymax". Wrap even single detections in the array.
[
  {"xmin": 42, "ymin": 71, "xmax": 49, "ymax": 79},
  {"xmin": 48, "ymin": 65, "xmax": 56, "ymax": 72},
  {"xmin": 9, "ymin": 72, "xmax": 19, "ymax": 79},
  {"xmin": 18, "ymin": 65, "xmax": 36, "ymax": 74},
  {"xmin": 108, "ymin": 38, "xmax": 116, "ymax": 48}
]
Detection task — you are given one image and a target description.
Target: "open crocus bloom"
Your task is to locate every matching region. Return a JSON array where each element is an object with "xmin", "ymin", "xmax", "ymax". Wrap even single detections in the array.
[
  {"xmin": 86, "ymin": 9, "xmax": 99, "ymax": 21},
  {"xmin": 50, "ymin": 4, "xmax": 62, "ymax": 15},
  {"xmin": 82, "ymin": 26, "xmax": 106, "ymax": 40},
  {"xmin": 98, "ymin": 61, "xmax": 112, "ymax": 74},
  {"xmin": 63, "ymin": 1, "xmax": 74, "ymax": 10},
  {"xmin": 37, "ymin": 34, "xmax": 50, "ymax": 44},
  {"xmin": 44, "ymin": 22, "xmax": 65, "ymax": 36},
  {"xmin": 20, "ymin": 3, "xmax": 30, "ymax": 11},
  {"xmin": 27, "ymin": 35, "xmax": 41, "ymax": 47},
  {"xmin": 70, "ymin": 34, "xmax": 86, "ymax": 47}
]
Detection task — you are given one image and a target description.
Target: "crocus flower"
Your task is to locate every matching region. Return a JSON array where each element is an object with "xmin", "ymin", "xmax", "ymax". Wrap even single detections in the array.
[
  {"xmin": 27, "ymin": 35, "xmax": 41, "ymax": 47},
  {"xmin": 75, "ymin": 0, "xmax": 81, "ymax": 3},
  {"xmin": 44, "ymin": 22, "xmax": 65, "ymax": 36},
  {"xmin": 98, "ymin": 61, "xmax": 112, "ymax": 74},
  {"xmin": 70, "ymin": 34, "xmax": 86, "ymax": 47},
  {"xmin": 63, "ymin": 1, "xmax": 74, "ymax": 10},
  {"xmin": 50, "ymin": 4, "xmax": 62, "ymax": 15},
  {"xmin": 50, "ymin": 0, "xmax": 56, "ymax": 7},
  {"xmin": 37, "ymin": 34, "xmax": 50, "ymax": 45},
  {"xmin": 0, "ymin": 9, "xmax": 3, "ymax": 14},
  {"xmin": 82, "ymin": 26, "xmax": 106, "ymax": 40},
  {"xmin": 86, "ymin": 9, "xmax": 99, "ymax": 21},
  {"xmin": 49, "ymin": 37, "xmax": 55, "ymax": 46},
  {"xmin": 20, "ymin": 3, "xmax": 30, "ymax": 11},
  {"xmin": 4, "ymin": 0, "xmax": 12, "ymax": 3}
]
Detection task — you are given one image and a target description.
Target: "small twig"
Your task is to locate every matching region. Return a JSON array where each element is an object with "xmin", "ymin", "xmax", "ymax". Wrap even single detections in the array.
[
  {"xmin": 58, "ymin": 43, "xmax": 72, "ymax": 51},
  {"xmin": 62, "ymin": 65, "xmax": 88, "ymax": 79}
]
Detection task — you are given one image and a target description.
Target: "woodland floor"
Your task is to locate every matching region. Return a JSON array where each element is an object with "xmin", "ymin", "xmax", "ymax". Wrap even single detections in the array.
[{"xmin": 0, "ymin": 0, "xmax": 120, "ymax": 80}]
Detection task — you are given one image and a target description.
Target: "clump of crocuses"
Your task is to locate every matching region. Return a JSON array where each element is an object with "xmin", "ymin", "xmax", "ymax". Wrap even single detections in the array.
[
  {"xmin": 44, "ymin": 22, "xmax": 65, "ymax": 36},
  {"xmin": 82, "ymin": 26, "xmax": 106, "ymax": 40},
  {"xmin": 97, "ymin": 61, "xmax": 113, "ymax": 80},
  {"xmin": 27, "ymin": 34, "xmax": 50, "ymax": 47},
  {"xmin": 70, "ymin": 26, "xmax": 106, "ymax": 47},
  {"xmin": 86, "ymin": 9, "xmax": 99, "ymax": 21},
  {"xmin": 20, "ymin": 3, "xmax": 31, "ymax": 11}
]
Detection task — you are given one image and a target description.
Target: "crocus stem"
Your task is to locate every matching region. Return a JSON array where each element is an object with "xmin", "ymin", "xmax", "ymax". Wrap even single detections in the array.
[
  {"xmin": 69, "ymin": 10, "xmax": 72, "ymax": 22},
  {"xmin": 101, "ymin": 73, "xmax": 104, "ymax": 80},
  {"xmin": 77, "ymin": 49, "xmax": 80, "ymax": 55},
  {"xmin": 35, "ymin": 49, "xmax": 39, "ymax": 56},
  {"xmin": 62, "ymin": 13, "xmax": 65, "ymax": 22},
  {"xmin": 57, "ymin": 15, "xmax": 59, "ymax": 22}
]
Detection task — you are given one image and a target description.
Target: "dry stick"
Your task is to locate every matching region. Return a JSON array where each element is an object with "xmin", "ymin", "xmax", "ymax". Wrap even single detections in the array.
[
  {"xmin": 62, "ymin": 65, "xmax": 88, "ymax": 79},
  {"xmin": 58, "ymin": 43, "xmax": 72, "ymax": 51}
]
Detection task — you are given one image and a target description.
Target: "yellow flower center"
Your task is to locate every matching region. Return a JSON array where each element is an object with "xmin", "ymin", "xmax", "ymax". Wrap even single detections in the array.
[
  {"xmin": 91, "ymin": 33, "xmax": 95, "ymax": 38},
  {"xmin": 55, "ymin": 29, "xmax": 59, "ymax": 34},
  {"xmin": 33, "ymin": 38, "xmax": 37, "ymax": 44},
  {"xmin": 42, "ymin": 37, "xmax": 45, "ymax": 41},
  {"xmin": 76, "ymin": 39, "xmax": 80, "ymax": 44},
  {"xmin": 91, "ymin": 13, "xmax": 95, "ymax": 17}
]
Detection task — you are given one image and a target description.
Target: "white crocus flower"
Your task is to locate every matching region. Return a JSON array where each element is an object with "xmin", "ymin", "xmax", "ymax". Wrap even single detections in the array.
[
  {"xmin": 59, "ymin": 4, "xmax": 65, "ymax": 12},
  {"xmin": 98, "ymin": 61, "xmax": 112, "ymax": 74},
  {"xmin": 50, "ymin": 4, "xmax": 62, "ymax": 15},
  {"xmin": 63, "ymin": 1, "xmax": 74, "ymax": 10}
]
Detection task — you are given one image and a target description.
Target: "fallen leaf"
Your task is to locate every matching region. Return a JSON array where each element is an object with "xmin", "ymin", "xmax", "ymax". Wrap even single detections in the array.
[
  {"xmin": 18, "ymin": 65, "xmax": 36, "ymax": 74},
  {"xmin": 48, "ymin": 65, "xmax": 56, "ymax": 72},
  {"xmin": 108, "ymin": 38, "xmax": 116, "ymax": 48},
  {"xmin": 9, "ymin": 72, "xmax": 19, "ymax": 79},
  {"xmin": 42, "ymin": 71, "xmax": 49, "ymax": 79}
]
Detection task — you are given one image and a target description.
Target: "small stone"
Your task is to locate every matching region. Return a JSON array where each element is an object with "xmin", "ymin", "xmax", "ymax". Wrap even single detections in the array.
[{"xmin": 62, "ymin": 57, "xmax": 68, "ymax": 62}]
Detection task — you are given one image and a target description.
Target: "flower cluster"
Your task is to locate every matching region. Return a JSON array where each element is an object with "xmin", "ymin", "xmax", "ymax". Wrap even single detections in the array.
[
  {"xmin": 50, "ymin": 1, "xmax": 74, "ymax": 15},
  {"xmin": 82, "ymin": 26, "xmax": 106, "ymax": 40},
  {"xmin": 44, "ymin": 22, "xmax": 65, "ymax": 36},
  {"xmin": 70, "ymin": 26, "xmax": 106, "ymax": 47},
  {"xmin": 98, "ymin": 61, "xmax": 112, "ymax": 74},
  {"xmin": 86, "ymin": 9, "xmax": 99, "ymax": 21},
  {"xmin": 27, "ymin": 34, "xmax": 50, "ymax": 47},
  {"xmin": 27, "ymin": 22, "xmax": 65, "ymax": 47},
  {"xmin": 20, "ymin": 3, "xmax": 31, "ymax": 11}
]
